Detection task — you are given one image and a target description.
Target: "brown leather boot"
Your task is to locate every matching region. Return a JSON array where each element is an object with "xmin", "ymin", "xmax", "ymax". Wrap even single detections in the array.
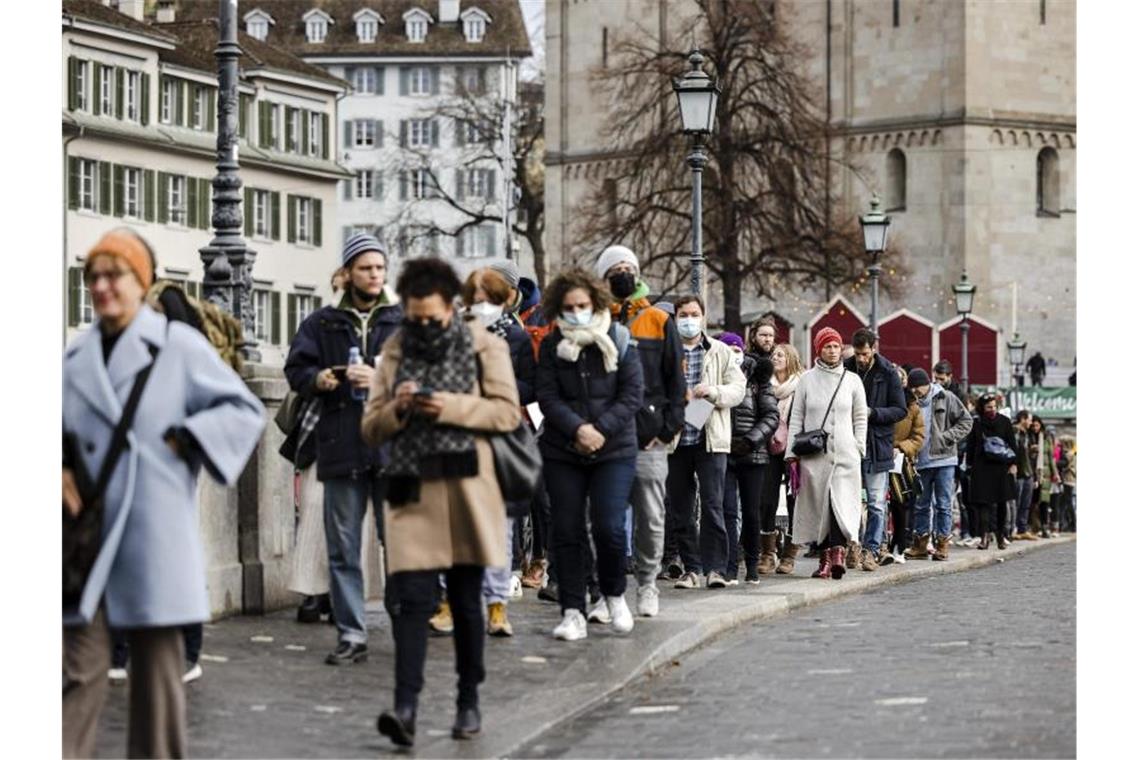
[
  {"xmin": 829, "ymin": 546, "xmax": 847, "ymax": 579},
  {"xmin": 846, "ymin": 541, "xmax": 861, "ymax": 569},
  {"xmin": 811, "ymin": 548, "xmax": 833, "ymax": 578},
  {"xmin": 776, "ymin": 537, "xmax": 800, "ymax": 575},
  {"xmin": 932, "ymin": 534, "xmax": 951, "ymax": 561},
  {"xmin": 757, "ymin": 532, "xmax": 780, "ymax": 574},
  {"xmin": 904, "ymin": 532, "xmax": 930, "ymax": 560}
]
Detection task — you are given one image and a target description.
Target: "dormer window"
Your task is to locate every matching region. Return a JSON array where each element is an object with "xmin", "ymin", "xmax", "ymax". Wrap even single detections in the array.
[
  {"xmin": 353, "ymin": 9, "xmax": 384, "ymax": 43},
  {"xmin": 461, "ymin": 8, "xmax": 491, "ymax": 43},
  {"xmin": 243, "ymin": 9, "xmax": 274, "ymax": 41},
  {"xmin": 304, "ymin": 9, "xmax": 333, "ymax": 44},
  {"xmin": 403, "ymin": 8, "xmax": 433, "ymax": 43}
]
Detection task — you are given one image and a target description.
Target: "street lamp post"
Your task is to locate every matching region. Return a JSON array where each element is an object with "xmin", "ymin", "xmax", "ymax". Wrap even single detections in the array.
[
  {"xmin": 672, "ymin": 49, "xmax": 719, "ymax": 297},
  {"xmin": 953, "ymin": 270, "xmax": 977, "ymax": 393},
  {"xmin": 200, "ymin": 0, "xmax": 259, "ymax": 361},
  {"xmin": 859, "ymin": 196, "xmax": 891, "ymax": 336},
  {"xmin": 1007, "ymin": 332, "xmax": 1028, "ymax": 413}
]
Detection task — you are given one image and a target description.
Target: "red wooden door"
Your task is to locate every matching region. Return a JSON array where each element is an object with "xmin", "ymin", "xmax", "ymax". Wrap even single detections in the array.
[
  {"xmin": 809, "ymin": 300, "xmax": 867, "ymax": 360},
  {"xmin": 938, "ymin": 318, "xmax": 998, "ymax": 387},
  {"xmin": 878, "ymin": 313, "xmax": 934, "ymax": 370}
]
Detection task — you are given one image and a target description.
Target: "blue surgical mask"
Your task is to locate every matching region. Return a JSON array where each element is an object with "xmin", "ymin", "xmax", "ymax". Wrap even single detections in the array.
[
  {"xmin": 677, "ymin": 317, "xmax": 703, "ymax": 339},
  {"xmin": 562, "ymin": 309, "xmax": 593, "ymax": 327}
]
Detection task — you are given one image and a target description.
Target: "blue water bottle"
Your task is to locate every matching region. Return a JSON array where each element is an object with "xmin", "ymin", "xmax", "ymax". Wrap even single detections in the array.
[{"xmin": 348, "ymin": 346, "xmax": 366, "ymax": 401}]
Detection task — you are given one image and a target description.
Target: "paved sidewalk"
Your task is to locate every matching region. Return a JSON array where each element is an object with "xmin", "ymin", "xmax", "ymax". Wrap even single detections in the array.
[{"xmin": 93, "ymin": 535, "xmax": 1075, "ymax": 759}]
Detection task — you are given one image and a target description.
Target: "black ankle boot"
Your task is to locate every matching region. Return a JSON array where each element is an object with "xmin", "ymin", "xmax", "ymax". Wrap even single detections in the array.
[
  {"xmin": 296, "ymin": 595, "xmax": 321, "ymax": 623},
  {"xmin": 452, "ymin": 705, "xmax": 481, "ymax": 740},
  {"xmin": 377, "ymin": 704, "xmax": 416, "ymax": 747}
]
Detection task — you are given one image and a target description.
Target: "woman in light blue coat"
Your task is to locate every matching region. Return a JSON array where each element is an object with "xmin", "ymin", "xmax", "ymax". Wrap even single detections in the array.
[{"xmin": 62, "ymin": 229, "xmax": 265, "ymax": 759}]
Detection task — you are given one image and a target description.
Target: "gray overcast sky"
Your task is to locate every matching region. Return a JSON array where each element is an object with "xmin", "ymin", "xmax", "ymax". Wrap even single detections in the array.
[{"xmin": 519, "ymin": 0, "xmax": 545, "ymax": 81}]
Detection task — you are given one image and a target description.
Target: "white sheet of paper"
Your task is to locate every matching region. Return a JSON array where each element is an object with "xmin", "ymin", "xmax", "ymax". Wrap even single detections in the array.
[
  {"xmin": 525, "ymin": 402, "xmax": 545, "ymax": 432},
  {"xmin": 892, "ymin": 451, "xmax": 905, "ymax": 474},
  {"xmin": 684, "ymin": 398, "xmax": 715, "ymax": 430}
]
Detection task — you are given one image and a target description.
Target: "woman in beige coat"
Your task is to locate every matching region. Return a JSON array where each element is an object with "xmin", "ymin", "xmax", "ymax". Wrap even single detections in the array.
[
  {"xmin": 786, "ymin": 327, "xmax": 868, "ymax": 579},
  {"xmin": 361, "ymin": 259, "xmax": 520, "ymax": 748}
]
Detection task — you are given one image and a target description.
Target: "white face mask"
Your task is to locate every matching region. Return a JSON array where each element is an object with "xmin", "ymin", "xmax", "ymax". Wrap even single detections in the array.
[
  {"xmin": 677, "ymin": 317, "xmax": 703, "ymax": 339},
  {"xmin": 469, "ymin": 302, "xmax": 503, "ymax": 327},
  {"xmin": 562, "ymin": 308, "xmax": 593, "ymax": 327}
]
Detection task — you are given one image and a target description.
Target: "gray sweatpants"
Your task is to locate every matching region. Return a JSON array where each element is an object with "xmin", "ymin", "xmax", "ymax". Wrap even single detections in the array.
[{"xmin": 630, "ymin": 448, "xmax": 668, "ymax": 587}]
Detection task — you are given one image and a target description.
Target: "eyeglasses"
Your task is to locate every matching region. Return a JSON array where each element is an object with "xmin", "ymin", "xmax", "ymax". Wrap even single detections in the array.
[{"xmin": 84, "ymin": 268, "xmax": 132, "ymax": 287}]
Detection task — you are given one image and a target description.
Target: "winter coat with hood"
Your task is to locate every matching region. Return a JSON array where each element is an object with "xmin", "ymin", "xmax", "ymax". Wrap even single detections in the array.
[
  {"xmin": 284, "ymin": 288, "xmax": 403, "ymax": 481},
  {"xmin": 843, "ymin": 352, "xmax": 907, "ymax": 473},
  {"xmin": 668, "ymin": 334, "xmax": 747, "ymax": 454},
  {"xmin": 893, "ymin": 395, "xmax": 926, "ymax": 461},
  {"xmin": 915, "ymin": 383, "xmax": 973, "ymax": 468},
  {"xmin": 730, "ymin": 355, "xmax": 780, "ymax": 465}
]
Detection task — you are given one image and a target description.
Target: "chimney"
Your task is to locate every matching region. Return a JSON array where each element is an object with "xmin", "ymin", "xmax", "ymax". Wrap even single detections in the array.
[
  {"xmin": 117, "ymin": 0, "xmax": 145, "ymax": 22},
  {"xmin": 439, "ymin": 0, "xmax": 460, "ymax": 24},
  {"xmin": 156, "ymin": 0, "xmax": 177, "ymax": 24}
]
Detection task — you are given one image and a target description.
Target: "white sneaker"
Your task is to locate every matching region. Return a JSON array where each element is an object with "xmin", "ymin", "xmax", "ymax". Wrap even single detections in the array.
[
  {"xmin": 636, "ymin": 584, "xmax": 660, "ymax": 617},
  {"xmin": 892, "ymin": 551, "xmax": 907, "ymax": 565},
  {"xmin": 107, "ymin": 667, "xmax": 128, "ymax": 683},
  {"xmin": 607, "ymin": 595, "xmax": 634, "ymax": 634},
  {"xmin": 586, "ymin": 597, "xmax": 612, "ymax": 624},
  {"xmin": 553, "ymin": 609, "xmax": 588, "ymax": 641},
  {"xmin": 508, "ymin": 574, "xmax": 524, "ymax": 600},
  {"xmin": 182, "ymin": 662, "xmax": 203, "ymax": 684}
]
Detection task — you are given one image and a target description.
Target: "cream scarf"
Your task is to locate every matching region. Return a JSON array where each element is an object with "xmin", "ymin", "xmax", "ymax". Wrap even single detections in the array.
[
  {"xmin": 771, "ymin": 372, "xmax": 802, "ymax": 422},
  {"xmin": 556, "ymin": 308, "xmax": 619, "ymax": 372}
]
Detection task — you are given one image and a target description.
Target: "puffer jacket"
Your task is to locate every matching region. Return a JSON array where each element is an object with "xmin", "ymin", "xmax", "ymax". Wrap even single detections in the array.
[
  {"xmin": 893, "ymin": 398, "xmax": 926, "ymax": 461},
  {"xmin": 730, "ymin": 356, "xmax": 780, "ymax": 465}
]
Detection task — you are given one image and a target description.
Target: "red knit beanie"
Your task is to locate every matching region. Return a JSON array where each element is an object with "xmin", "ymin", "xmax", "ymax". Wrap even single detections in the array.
[{"xmin": 814, "ymin": 327, "xmax": 843, "ymax": 355}]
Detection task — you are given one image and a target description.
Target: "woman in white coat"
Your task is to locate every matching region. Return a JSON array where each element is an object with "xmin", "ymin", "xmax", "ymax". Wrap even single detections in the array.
[
  {"xmin": 62, "ymin": 229, "xmax": 265, "ymax": 758},
  {"xmin": 785, "ymin": 327, "xmax": 867, "ymax": 579}
]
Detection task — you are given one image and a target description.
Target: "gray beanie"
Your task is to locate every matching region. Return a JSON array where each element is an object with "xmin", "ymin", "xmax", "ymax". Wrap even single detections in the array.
[
  {"xmin": 488, "ymin": 260, "xmax": 520, "ymax": 290},
  {"xmin": 595, "ymin": 244, "xmax": 639, "ymax": 278},
  {"xmin": 342, "ymin": 232, "xmax": 385, "ymax": 267}
]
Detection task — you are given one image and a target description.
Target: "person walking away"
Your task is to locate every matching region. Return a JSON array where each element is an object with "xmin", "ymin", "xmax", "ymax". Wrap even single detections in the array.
[
  {"xmin": 843, "ymin": 329, "xmax": 907, "ymax": 570},
  {"xmin": 284, "ymin": 233, "xmax": 403, "ymax": 665},
  {"xmin": 595, "ymin": 245, "xmax": 685, "ymax": 617},
  {"xmin": 964, "ymin": 393, "xmax": 1017, "ymax": 550},
  {"xmin": 362, "ymin": 258, "xmax": 521, "ymax": 746},
  {"xmin": 63, "ymin": 229, "xmax": 264, "ymax": 758},
  {"xmin": 1011, "ymin": 410, "xmax": 1037, "ymax": 543},
  {"xmin": 903, "ymin": 369, "xmax": 973, "ymax": 561},
  {"xmin": 786, "ymin": 328, "xmax": 867, "ymax": 579},
  {"xmin": 885, "ymin": 366, "xmax": 925, "ymax": 564},
  {"xmin": 769, "ymin": 344, "xmax": 805, "ymax": 573},
  {"xmin": 535, "ymin": 269, "xmax": 644, "ymax": 641},
  {"xmin": 1027, "ymin": 351, "xmax": 1047, "ymax": 387},
  {"xmin": 666, "ymin": 295, "xmax": 747, "ymax": 590},
  {"xmin": 727, "ymin": 338, "xmax": 780, "ymax": 582}
]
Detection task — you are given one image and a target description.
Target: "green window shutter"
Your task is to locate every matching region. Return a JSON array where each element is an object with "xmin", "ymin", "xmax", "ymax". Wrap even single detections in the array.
[
  {"xmin": 157, "ymin": 172, "xmax": 169, "ymax": 223},
  {"xmin": 99, "ymin": 161, "xmax": 111, "ymax": 214},
  {"xmin": 287, "ymin": 196, "xmax": 296, "ymax": 243},
  {"xmin": 68, "ymin": 57, "xmax": 77, "ymax": 111},
  {"xmin": 91, "ymin": 63, "xmax": 101, "ymax": 116},
  {"xmin": 176, "ymin": 81, "xmax": 185, "ymax": 126},
  {"xmin": 270, "ymin": 191, "xmax": 281, "ymax": 240},
  {"xmin": 140, "ymin": 73, "xmax": 150, "ymax": 125},
  {"xmin": 207, "ymin": 88, "xmax": 216, "ymax": 132},
  {"xmin": 344, "ymin": 119, "xmax": 353, "ymax": 150},
  {"xmin": 143, "ymin": 169, "xmax": 155, "ymax": 222},
  {"xmin": 286, "ymin": 108, "xmax": 296, "ymax": 151},
  {"xmin": 188, "ymin": 281, "xmax": 200, "ymax": 299},
  {"xmin": 187, "ymin": 176, "xmax": 199, "ymax": 228},
  {"xmin": 259, "ymin": 101, "xmax": 269, "ymax": 148},
  {"xmin": 68, "ymin": 157, "xmax": 80, "ymax": 209},
  {"xmin": 300, "ymin": 110, "xmax": 309, "ymax": 155},
  {"xmin": 244, "ymin": 188, "xmax": 253, "ymax": 236},
  {"xmin": 321, "ymin": 113, "xmax": 329, "ymax": 158},
  {"xmin": 287, "ymin": 294, "xmax": 298, "ymax": 342},
  {"xmin": 314, "ymin": 296, "xmax": 323, "ymax": 309},
  {"xmin": 115, "ymin": 67, "xmax": 124, "ymax": 120},
  {"xmin": 271, "ymin": 291, "xmax": 282, "ymax": 345},
  {"xmin": 344, "ymin": 177, "xmax": 352, "ymax": 201},
  {"xmin": 113, "ymin": 164, "xmax": 124, "ymax": 217},
  {"xmin": 68, "ymin": 268, "xmax": 81, "ymax": 327},
  {"xmin": 199, "ymin": 178, "xmax": 211, "ymax": 229},
  {"xmin": 374, "ymin": 66, "xmax": 384, "ymax": 95},
  {"xmin": 313, "ymin": 199, "xmax": 322, "ymax": 247},
  {"xmin": 238, "ymin": 93, "xmax": 248, "ymax": 138}
]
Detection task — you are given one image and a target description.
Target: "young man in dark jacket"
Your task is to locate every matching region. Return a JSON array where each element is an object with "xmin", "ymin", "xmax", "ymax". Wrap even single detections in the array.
[
  {"xmin": 596, "ymin": 245, "xmax": 686, "ymax": 617},
  {"xmin": 844, "ymin": 328, "xmax": 907, "ymax": 568},
  {"xmin": 284, "ymin": 233, "xmax": 403, "ymax": 665}
]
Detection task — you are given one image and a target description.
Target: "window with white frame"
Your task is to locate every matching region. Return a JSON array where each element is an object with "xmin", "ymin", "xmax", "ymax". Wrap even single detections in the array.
[
  {"xmin": 465, "ymin": 168, "xmax": 493, "ymax": 199},
  {"xmin": 288, "ymin": 108, "xmax": 301, "ymax": 151},
  {"xmin": 409, "ymin": 66, "xmax": 431, "ymax": 95},
  {"xmin": 306, "ymin": 17, "xmax": 328, "ymax": 43},
  {"xmin": 247, "ymin": 18, "xmax": 268, "ymax": 40},
  {"xmin": 296, "ymin": 293, "xmax": 317, "ymax": 325},
  {"xmin": 297, "ymin": 197, "xmax": 312, "ymax": 243},
  {"xmin": 124, "ymin": 167, "xmax": 141, "ymax": 218},
  {"xmin": 99, "ymin": 66, "xmax": 113, "ymax": 115},
  {"xmin": 308, "ymin": 111, "xmax": 321, "ymax": 155},
  {"xmin": 191, "ymin": 87, "xmax": 204, "ymax": 129},
  {"xmin": 406, "ymin": 18, "xmax": 427, "ymax": 43},
  {"xmin": 78, "ymin": 159, "xmax": 97, "ymax": 211},
  {"xmin": 411, "ymin": 168, "xmax": 432, "ymax": 200},
  {"xmin": 462, "ymin": 119, "xmax": 481, "ymax": 143},
  {"xmin": 125, "ymin": 71, "xmax": 139, "ymax": 121},
  {"xmin": 464, "ymin": 17, "xmax": 486, "ymax": 43},
  {"xmin": 409, "ymin": 119, "xmax": 432, "ymax": 147},
  {"xmin": 160, "ymin": 78, "xmax": 174, "ymax": 123},
  {"xmin": 75, "ymin": 61, "xmax": 88, "ymax": 111},
  {"xmin": 352, "ymin": 67, "xmax": 376, "ymax": 94},
  {"xmin": 253, "ymin": 288, "xmax": 271, "ymax": 341},
  {"xmin": 355, "ymin": 170, "xmax": 374, "ymax": 199},
  {"xmin": 169, "ymin": 175, "xmax": 186, "ymax": 225},
  {"xmin": 462, "ymin": 66, "xmax": 484, "ymax": 94},
  {"xmin": 270, "ymin": 103, "xmax": 281, "ymax": 149},
  {"xmin": 353, "ymin": 119, "xmax": 375, "ymax": 147},
  {"xmin": 252, "ymin": 189, "xmax": 270, "ymax": 238},
  {"xmin": 79, "ymin": 275, "xmax": 94, "ymax": 325},
  {"xmin": 357, "ymin": 18, "xmax": 378, "ymax": 42},
  {"xmin": 459, "ymin": 224, "xmax": 495, "ymax": 258}
]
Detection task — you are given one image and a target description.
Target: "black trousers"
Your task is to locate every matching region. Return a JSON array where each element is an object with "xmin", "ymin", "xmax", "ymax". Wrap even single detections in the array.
[
  {"xmin": 974, "ymin": 501, "xmax": 1008, "ymax": 537},
  {"xmin": 385, "ymin": 565, "xmax": 485, "ymax": 710},
  {"xmin": 733, "ymin": 461, "xmax": 767, "ymax": 569},
  {"xmin": 823, "ymin": 499, "xmax": 846, "ymax": 549},
  {"xmin": 888, "ymin": 491, "xmax": 912, "ymax": 554}
]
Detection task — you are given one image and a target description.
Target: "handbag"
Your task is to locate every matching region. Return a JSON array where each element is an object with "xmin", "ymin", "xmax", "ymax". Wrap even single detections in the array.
[
  {"xmin": 791, "ymin": 369, "xmax": 847, "ymax": 457},
  {"xmin": 982, "ymin": 434, "xmax": 1017, "ymax": 465},
  {"xmin": 476, "ymin": 356, "xmax": 543, "ymax": 503},
  {"xmin": 767, "ymin": 416, "xmax": 789, "ymax": 456},
  {"xmin": 63, "ymin": 344, "xmax": 159, "ymax": 609}
]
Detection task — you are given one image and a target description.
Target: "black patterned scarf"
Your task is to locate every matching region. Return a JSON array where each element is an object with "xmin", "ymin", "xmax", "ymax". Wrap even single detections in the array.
[{"xmin": 387, "ymin": 316, "xmax": 479, "ymax": 505}]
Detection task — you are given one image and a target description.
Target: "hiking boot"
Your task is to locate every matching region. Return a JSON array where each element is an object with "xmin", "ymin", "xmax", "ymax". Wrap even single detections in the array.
[
  {"xmin": 757, "ymin": 532, "xmax": 780, "ymax": 574},
  {"xmin": 846, "ymin": 542, "xmax": 861, "ymax": 569},
  {"xmin": 829, "ymin": 547, "xmax": 847, "ymax": 579},
  {"xmin": 776, "ymin": 538, "xmax": 800, "ymax": 575},
  {"xmin": 904, "ymin": 533, "xmax": 931, "ymax": 560},
  {"xmin": 811, "ymin": 550, "xmax": 833, "ymax": 578},
  {"xmin": 932, "ymin": 535, "xmax": 951, "ymax": 561},
  {"xmin": 674, "ymin": 571, "xmax": 700, "ymax": 590},
  {"xmin": 860, "ymin": 548, "xmax": 878, "ymax": 572},
  {"xmin": 487, "ymin": 602, "xmax": 513, "ymax": 637},
  {"xmin": 428, "ymin": 601, "xmax": 454, "ymax": 636},
  {"xmin": 520, "ymin": 559, "xmax": 547, "ymax": 589}
]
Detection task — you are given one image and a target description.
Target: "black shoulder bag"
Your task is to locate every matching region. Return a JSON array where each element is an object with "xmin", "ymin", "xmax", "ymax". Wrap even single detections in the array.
[
  {"xmin": 790, "ymin": 369, "xmax": 847, "ymax": 457},
  {"xmin": 63, "ymin": 346, "xmax": 159, "ymax": 609},
  {"xmin": 476, "ymin": 355, "xmax": 543, "ymax": 504}
]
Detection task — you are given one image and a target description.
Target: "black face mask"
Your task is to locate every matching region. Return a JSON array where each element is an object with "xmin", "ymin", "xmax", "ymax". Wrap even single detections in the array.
[
  {"xmin": 607, "ymin": 271, "xmax": 637, "ymax": 300},
  {"xmin": 401, "ymin": 317, "xmax": 451, "ymax": 360}
]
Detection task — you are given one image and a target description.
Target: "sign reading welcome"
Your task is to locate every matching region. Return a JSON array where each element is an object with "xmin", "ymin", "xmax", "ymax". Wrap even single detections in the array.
[{"xmin": 999, "ymin": 386, "xmax": 1077, "ymax": 419}]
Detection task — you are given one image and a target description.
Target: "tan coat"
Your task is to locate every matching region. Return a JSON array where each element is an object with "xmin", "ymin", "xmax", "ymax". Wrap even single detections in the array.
[
  {"xmin": 893, "ymin": 401, "xmax": 926, "ymax": 461},
  {"xmin": 361, "ymin": 320, "xmax": 521, "ymax": 574}
]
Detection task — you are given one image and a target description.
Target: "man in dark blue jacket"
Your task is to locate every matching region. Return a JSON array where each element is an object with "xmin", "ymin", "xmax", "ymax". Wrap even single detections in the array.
[
  {"xmin": 844, "ymin": 328, "xmax": 907, "ymax": 568},
  {"xmin": 285, "ymin": 233, "xmax": 403, "ymax": 665}
]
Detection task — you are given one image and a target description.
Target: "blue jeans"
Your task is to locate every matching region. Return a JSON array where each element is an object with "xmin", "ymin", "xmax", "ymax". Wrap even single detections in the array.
[
  {"xmin": 323, "ymin": 476, "xmax": 386, "ymax": 645},
  {"xmin": 914, "ymin": 466, "xmax": 956, "ymax": 537},
  {"xmin": 482, "ymin": 517, "xmax": 515, "ymax": 604},
  {"xmin": 860, "ymin": 463, "xmax": 889, "ymax": 554},
  {"xmin": 1015, "ymin": 476, "xmax": 1035, "ymax": 533}
]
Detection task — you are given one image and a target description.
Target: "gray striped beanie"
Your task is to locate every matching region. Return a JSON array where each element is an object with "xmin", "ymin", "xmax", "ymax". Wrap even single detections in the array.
[{"xmin": 342, "ymin": 233, "xmax": 385, "ymax": 267}]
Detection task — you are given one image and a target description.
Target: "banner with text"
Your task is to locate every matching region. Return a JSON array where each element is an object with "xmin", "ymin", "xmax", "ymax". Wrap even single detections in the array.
[{"xmin": 1000, "ymin": 386, "xmax": 1077, "ymax": 419}]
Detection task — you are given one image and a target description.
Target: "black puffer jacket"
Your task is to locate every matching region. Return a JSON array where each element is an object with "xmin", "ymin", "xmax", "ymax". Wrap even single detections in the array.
[{"xmin": 730, "ymin": 356, "xmax": 780, "ymax": 465}]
